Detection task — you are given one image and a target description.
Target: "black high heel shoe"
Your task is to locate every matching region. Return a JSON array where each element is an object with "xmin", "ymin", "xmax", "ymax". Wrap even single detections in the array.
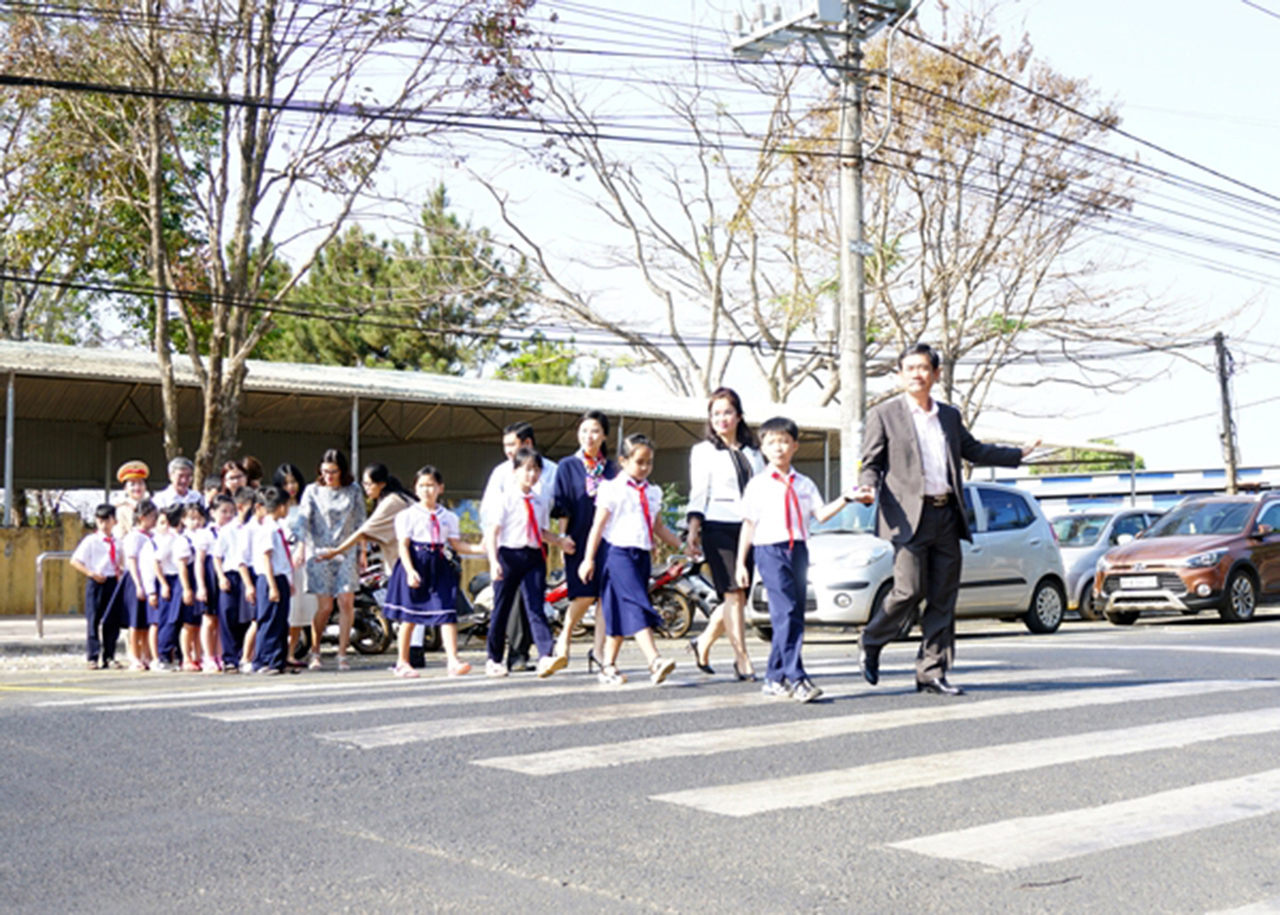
[
  {"xmin": 587, "ymin": 649, "xmax": 601, "ymax": 674},
  {"xmin": 733, "ymin": 660, "xmax": 757, "ymax": 682},
  {"xmin": 688, "ymin": 637, "xmax": 715, "ymax": 675}
]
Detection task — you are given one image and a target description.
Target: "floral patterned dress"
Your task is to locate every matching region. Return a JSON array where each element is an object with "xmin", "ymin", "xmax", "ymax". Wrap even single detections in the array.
[{"xmin": 298, "ymin": 482, "xmax": 367, "ymax": 595}]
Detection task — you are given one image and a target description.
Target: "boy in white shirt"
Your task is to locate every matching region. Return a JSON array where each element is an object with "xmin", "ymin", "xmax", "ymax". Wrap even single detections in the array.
[
  {"xmin": 251, "ymin": 487, "xmax": 295, "ymax": 675},
  {"xmin": 736, "ymin": 417, "xmax": 853, "ymax": 703},
  {"xmin": 70, "ymin": 504, "xmax": 125, "ymax": 670},
  {"xmin": 483, "ymin": 448, "xmax": 573, "ymax": 679}
]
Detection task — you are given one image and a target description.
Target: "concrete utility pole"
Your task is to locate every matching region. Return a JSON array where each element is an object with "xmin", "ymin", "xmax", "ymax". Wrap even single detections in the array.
[
  {"xmin": 1214, "ymin": 331, "xmax": 1239, "ymax": 494},
  {"xmin": 731, "ymin": 1, "xmax": 914, "ymax": 492}
]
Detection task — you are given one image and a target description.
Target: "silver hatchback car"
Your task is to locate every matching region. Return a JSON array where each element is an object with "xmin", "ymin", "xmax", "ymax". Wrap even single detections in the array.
[
  {"xmin": 746, "ymin": 481, "xmax": 1068, "ymax": 638},
  {"xmin": 1050, "ymin": 508, "xmax": 1163, "ymax": 620}
]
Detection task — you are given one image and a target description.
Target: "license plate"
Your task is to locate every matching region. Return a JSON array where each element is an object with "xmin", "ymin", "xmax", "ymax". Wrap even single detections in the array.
[{"xmin": 1120, "ymin": 575, "xmax": 1159, "ymax": 590}]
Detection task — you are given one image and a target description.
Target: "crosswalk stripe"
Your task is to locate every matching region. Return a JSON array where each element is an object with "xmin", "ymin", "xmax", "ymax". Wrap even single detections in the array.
[
  {"xmin": 1206, "ymin": 895, "xmax": 1280, "ymax": 914},
  {"xmin": 192, "ymin": 665, "xmax": 1115, "ymax": 722},
  {"xmin": 317, "ymin": 667, "xmax": 1125, "ymax": 749},
  {"xmin": 651, "ymin": 702, "xmax": 1280, "ymax": 817},
  {"xmin": 889, "ymin": 767, "xmax": 1280, "ymax": 870},
  {"xmin": 474, "ymin": 678, "xmax": 1262, "ymax": 776}
]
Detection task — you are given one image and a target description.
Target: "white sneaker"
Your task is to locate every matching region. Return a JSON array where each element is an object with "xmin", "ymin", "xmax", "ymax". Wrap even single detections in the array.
[
  {"xmin": 485, "ymin": 660, "xmax": 508, "ymax": 678},
  {"xmin": 761, "ymin": 679, "xmax": 791, "ymax": 699},
  {"xmin": 150, "ymin": 660, "xmax": 171, "ymax": 673},
  {"xmin": 240, "ymin": 661, "xmax": 254, "ymax": 674}
]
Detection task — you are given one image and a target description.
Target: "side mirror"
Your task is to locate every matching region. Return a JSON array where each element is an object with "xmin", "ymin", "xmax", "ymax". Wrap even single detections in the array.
[
  {"xmin": 1254, "ymin": 524, "xmax": 1275, "ymax": 538},
  {"xmin": 1114, "ymin": 533, "xmax": 1135, "ymax": 546}
]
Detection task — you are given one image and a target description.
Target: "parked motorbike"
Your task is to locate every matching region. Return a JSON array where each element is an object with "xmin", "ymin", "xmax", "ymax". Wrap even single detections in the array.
[{"xmin": 549, "ymin": 555, "xmax": 703, "ymax": 639}]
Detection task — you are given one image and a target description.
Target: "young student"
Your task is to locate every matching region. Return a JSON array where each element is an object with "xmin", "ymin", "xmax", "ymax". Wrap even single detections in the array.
[
  {"xmin": 578, "ymin": 433, "xmax": 683, "ymax": 687},
  {"xmin": 234, "ymin": 488, "xmax": 262, "ymax": 673},
  {"xmin": 120, "ymin": 500, "xmax": 160, "ymax": 670},
  {"xmin": 212, "ymin": 488, "xmax": 256, "ymax": 673},
  {"xmin": 151, "ymin": 504, "xmax": 185, "ymax": 672},
  {"xmin": 735, "ymin": 416, "xmax": 852, "ymax": 703},
  {"xmin": 195, "ymin": 496, "xmax": 234, "ymax": 672},
  {"xmin": 479, "ymin": 422, "xmax": 559, "ymax": 673},
  {"xmin": 484, "ymin": 447, "xmax": 573, "ymax": 679},
  {"xmin": 174, "ymin": 503, "xmax": 206, "ymax": 671},
  {"xmin": 383, "ymin": 466, "xmax": 486, "ymax": 678},
  {"xmin": 69, "ymin": 504, "xmax": 125, "ymax": 670},
  {"xmin": 250, "ymin": 487, "xmax": 294, "ymax": 675}
]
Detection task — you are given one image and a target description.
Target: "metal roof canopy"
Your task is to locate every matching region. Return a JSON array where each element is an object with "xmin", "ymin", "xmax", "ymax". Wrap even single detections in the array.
[{"xmin": 0, "ymin": 341, "xmax": 844, "ymax": 506}]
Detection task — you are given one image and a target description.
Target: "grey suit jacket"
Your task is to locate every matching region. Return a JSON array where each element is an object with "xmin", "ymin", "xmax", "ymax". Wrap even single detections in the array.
[{"xmin": 858, "ymin": 394, "xmax": 1023, "ymax": 544}]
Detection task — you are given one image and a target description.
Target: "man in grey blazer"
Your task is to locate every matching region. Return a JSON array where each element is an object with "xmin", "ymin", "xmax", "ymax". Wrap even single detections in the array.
[{"xmin": 852, "ymin": 343, "xmax": 1037, "ymax": 695}]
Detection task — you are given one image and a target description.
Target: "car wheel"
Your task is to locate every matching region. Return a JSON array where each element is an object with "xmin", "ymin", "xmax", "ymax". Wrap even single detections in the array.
[
  {"xmin": 1077, "ymin": 583, "xmax": 1103, "ymax": 621},
  {"xmin": 754, "ymin": 624, "xmax": 773, "ymax": 643},
  {"xmin": 1219, "ymin": 568, "xmax": 1258, "ymax": 622},
  {"xmin": 1024, "ymin": 579, "xmax": 1065, "ymax": 634},
  {"xmin": 1104, "ymin": 609, "xmax": 1140, "ymax": 625}
]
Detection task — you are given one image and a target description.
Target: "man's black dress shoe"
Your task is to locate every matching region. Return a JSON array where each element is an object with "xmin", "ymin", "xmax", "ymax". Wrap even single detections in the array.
[
  {"xmin": 915, "ymin": 676, "xmax": 964, "ymax": 696},
  {"xmin": 859, "ymin": 646, "xmax": 880, "ymax": 686}
]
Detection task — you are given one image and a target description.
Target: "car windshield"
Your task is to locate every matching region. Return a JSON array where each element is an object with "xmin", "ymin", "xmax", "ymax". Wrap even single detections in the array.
[
  {"xmin": 811, "ymin": 501, "xmax": 877, "ymax": 535},
  {"xmin": 1051, "ymin": 515, "xmax": 1110, "ymax": 547},
  {"xmin": 1144, "ymin": 500, "xmax": 1252, "ymax": 538}
]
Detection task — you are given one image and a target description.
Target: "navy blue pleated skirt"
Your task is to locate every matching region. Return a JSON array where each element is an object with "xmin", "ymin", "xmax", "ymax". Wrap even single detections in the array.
[
  {"xmin": 383, "ymin": 542, "xmax": 459, "ymax": 626},
  {"xmin": 599, "ymin": 542, "xmax": 660, "ymax": 637}
]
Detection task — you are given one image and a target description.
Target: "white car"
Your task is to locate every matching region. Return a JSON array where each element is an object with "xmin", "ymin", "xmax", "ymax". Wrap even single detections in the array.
[
  {"xmin": 1050, "ymin": 508, "xmax": 1162, "ymax": 620},
  {"xmin": 746, "ymin": 481, "xmax": 1068, "ymax": 638}
]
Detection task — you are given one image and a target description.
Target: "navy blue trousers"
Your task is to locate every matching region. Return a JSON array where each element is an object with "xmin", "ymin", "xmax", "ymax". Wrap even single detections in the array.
[
  {"xmin": 218, "ymin": 576, "xmax": 250, "ymax": 668},
  {"xmin": 253, "ymin": 573, "xmax": 291, "ymax": 672},
  {"xmin": 755, "ymin": 541, "xmax": 810, "ymax": 685},
  {"xmin": 84, "ymin": 576, "xmax": 122, "ymax": 663},
  {"xmin": 158, "ymin": 573, "xmax": 182, "ymax": 663},
  {"xmin": 487, "ymin": 547, "xmax": 554, "ymax": 663}
]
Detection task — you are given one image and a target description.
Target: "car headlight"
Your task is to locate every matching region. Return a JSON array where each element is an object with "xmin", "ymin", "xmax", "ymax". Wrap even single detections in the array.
[
  {"xmin": 1182, "ymin": 549, "xmax": 1228, "ymax": 568},
  {"xmin": 839, "ymin": 545, "xmax": 891, "ymax": 568}
]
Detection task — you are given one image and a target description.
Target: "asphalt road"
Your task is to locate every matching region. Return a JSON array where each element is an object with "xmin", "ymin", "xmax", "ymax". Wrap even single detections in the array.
[{"xmin": 3, "ymin": 613, "xmax": 1280, "ymax": 914}]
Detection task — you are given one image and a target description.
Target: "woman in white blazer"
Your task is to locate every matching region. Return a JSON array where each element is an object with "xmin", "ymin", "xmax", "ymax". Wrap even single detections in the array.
[{"xmin": 686, "ymin": 388, "xmax": 764, "ymax": 680}]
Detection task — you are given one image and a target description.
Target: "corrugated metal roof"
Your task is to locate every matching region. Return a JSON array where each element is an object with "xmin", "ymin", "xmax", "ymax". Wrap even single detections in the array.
[{"xmin": 0, "ymin": 340, "xmax": 843, "ymax": 431}]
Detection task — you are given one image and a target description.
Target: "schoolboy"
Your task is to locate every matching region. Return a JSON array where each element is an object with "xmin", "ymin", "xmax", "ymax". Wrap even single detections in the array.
[
  {"xmin": 70, "ymin": 504, "xmax": 125, "ymax": 670},
  {"xmin": 735, "ymin": 417, "xmax": 853, "ymax": 703},
  {"xmin": 250, "ymin": 487, "xmax": 294, "ymax": 675}
]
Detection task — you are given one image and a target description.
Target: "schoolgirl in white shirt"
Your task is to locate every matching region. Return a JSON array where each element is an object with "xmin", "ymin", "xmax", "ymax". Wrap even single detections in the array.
[
  {"xmin": 120, "ymin": 500, "xmax": 160, "ymax": 670},
  {"xmin": 383, "ymin": 466, "xmax": 486, "ymax": 678},
  {"xmin": 579, "ymin": 433, "xmax": 684, "ymax": 686},
  {"xmin": 196, "ymin": 495, "xmax": 235, "ymax": 672}
]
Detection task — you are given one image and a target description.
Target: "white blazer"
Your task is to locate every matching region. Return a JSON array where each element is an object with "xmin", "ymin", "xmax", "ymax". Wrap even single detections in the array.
[{"xmin": 686, "ymin": 440, "xmax": 764, "ymax": 524}]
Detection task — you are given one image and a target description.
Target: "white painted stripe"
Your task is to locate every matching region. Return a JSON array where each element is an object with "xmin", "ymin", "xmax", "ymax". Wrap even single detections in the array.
[
  {"xmin": 891, "ymin": 768, "xmax": 1280, "ymax": 870},
  {"xmin": 198, "ymin": 680, "xmax": 694, "ymax": 722},
  {"xmin": 1009, "ymin": 640, "xmax": 1280, "ymax": 660},
  {"xmin": 652, "ymin": 704, "xmax": 1280, "ymax": 817},
  {"xmin": 1206, "ymin": 895, "xmax": 1280, "ymax": 915},
  {"xmin": 314, "ymin": 667, "xmax": 1125, "ymax": 747},
  {"xmin": 475, "ymin": 678, "xmax": 1262, "ymax": 775}
]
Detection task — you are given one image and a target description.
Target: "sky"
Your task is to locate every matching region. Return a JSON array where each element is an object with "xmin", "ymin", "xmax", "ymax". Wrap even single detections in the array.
[{"xmin": 366, "ymin": 1, "xmax": 1280, "ymax": 472}]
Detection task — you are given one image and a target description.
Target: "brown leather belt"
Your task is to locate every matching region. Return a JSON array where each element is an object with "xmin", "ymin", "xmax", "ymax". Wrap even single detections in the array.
[{"xmin": 924, "ymin": 494, "xmax": 951, "ymax": 507}]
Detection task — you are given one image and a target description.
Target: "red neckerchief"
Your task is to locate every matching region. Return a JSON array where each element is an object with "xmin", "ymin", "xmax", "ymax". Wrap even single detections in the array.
[{"xmin": 772, "ymin": 470, "xmax": 805, "ymax": 548}]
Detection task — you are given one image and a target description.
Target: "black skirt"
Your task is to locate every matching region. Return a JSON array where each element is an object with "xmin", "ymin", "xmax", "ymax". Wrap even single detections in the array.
[{"xmin": 701, "ymin": 521, "xmax": 752, "ymax": 598}]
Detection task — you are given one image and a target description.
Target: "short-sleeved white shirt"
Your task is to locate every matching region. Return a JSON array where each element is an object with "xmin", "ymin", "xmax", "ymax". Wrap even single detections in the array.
[
  {"xmin": 123, "ymin": 530, "xmax": 158, "ymax": 596},
  {"xmin": 491, "ymin": 489, "xmax": 551, "ymax": 550},
  {"xmin": 152, "ymin": 486, "xmax": 206, "ymax": 512},
  {"xmin": 596, "ymin": 474, "xmax": 662, "ymax": 550},
  {"xmin": 190, "ymin": 526, "xmax": 217, "ymax": 558},
  {"xmin": 252, "ymin": 519, "xmax": 293, "ymax": 579},
  {"xmin": 211, "ymin": 521, "xmax": 241, "ymax": 566},
  {"xmin": 740, "ymin": 469, "xmax": 825, "ymax": 546},
  {"xmin": 72, "ymin": 532, "xmax": 121, "ymax": 578},
  {"xmin": 395, "ymin": 505, "xmax": 460, "ymax": 545},
  {"xmin": 480, "ymin": 456, "xmax": 559, "ymax": 528}
]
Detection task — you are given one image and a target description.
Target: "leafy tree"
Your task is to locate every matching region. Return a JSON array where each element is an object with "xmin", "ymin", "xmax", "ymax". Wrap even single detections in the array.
[
  {"xmin": 1030, "ymin": 439, "xmax": 1145, "ymax": 475},
  {"xmin": 262, "ymin": 186, "xmax": 534, "ymax": 373},
  {"xmin": 3, "ymin": 0, "xmax": 540, "ymax": 483},
  {"xmin": 497, "ymin": 332, "xmax": 610, "ymax": 387}
]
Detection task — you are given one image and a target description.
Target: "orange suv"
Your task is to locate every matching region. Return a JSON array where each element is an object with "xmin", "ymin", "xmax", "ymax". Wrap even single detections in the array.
[{"xmin": 1095, "ymin": 492, "xmax": 1280, "ymax": 625}]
